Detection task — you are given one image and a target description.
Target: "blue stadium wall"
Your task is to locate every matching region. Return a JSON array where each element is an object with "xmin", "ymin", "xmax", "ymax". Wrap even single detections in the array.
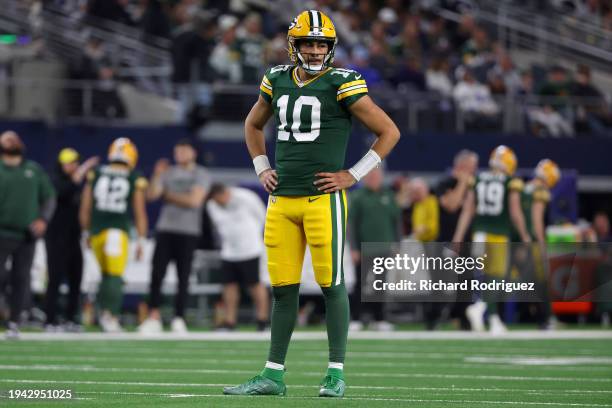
[{"xmin": 4, "ymin": 120, "xmax": 610, "ymax": 176}]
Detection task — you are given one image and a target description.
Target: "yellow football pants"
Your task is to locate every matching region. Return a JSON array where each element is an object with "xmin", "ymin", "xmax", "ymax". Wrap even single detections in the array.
[
  {"xmin": 472, "ymin": 231, "xmax": 509, "ymax": 278},
  {"xmin": 264, "ymin": 191, "xmax": 347, "ymax": 288},
  {"xmin": 91, "ymin": 229, "xmax": 130, "ymax": 276}
]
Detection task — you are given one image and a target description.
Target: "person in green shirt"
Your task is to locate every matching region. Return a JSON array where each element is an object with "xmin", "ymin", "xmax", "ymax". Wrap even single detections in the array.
[
  {"xmin": 0, "ymin": 131, "xmax": 56, "ymax": 339},
  {"xmin": 349, "ymin": 167, "xmax": 401, "ymax": 331}
]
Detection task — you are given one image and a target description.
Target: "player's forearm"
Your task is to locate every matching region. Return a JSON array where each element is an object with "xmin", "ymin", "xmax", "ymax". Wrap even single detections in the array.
[
  {"xmin": 245, "ymin": 126, "xmax": 267, "ymax": 159},
  {"xmin": 135, "ymin": 214, "xmax": 148, "ymax": 239},
  {"xmin": 369, "ymin": 125, "xmax": 400, "ymax": 161},
  {"xmin": 510, "ymin": 195, "xmax": 530, "ymax": 241},
  {"xmin": 146, "ymin": 176, "xmax": 164, "ymax": 201},
  {"xmin": 441, "ymin": 181, "xmax": 469, "ymax": 212},
  {"xmin": 163, "ymin": 191, "xmax": 201, "ymax": 209}
]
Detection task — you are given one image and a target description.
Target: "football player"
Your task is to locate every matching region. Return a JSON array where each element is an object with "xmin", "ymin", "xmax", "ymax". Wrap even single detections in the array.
[
  {"xmin": 79, "ymin": 138, "xmax": 148, "ymax": 332},
  {"xmin": 453, "ymin": 145, "xmax": 531, "ymax": 334},
  {"xmin": 223, "ymin": 10, "xmax": 400, "ymax": 397},
  {"xmin": 518, "ymin": 159, "xmax": 560, "ymax": 329}
]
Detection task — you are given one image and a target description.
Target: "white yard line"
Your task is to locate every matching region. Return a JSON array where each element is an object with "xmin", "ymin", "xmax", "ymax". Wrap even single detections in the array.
[
  {"xmin": 2, "ymin": 379, "xmax": 612, "ymax": 394},
  {"xmin": 0, "ymin": 364, "xmax": 609, "ymax": 382},
  {"xmin": 67, "ymin": 390, "xmax": 612, "ymax": 407},
  {"xmin": 2, "ymin": 330, "xmax": 612, "ymax": 341},
  {"xmin": 1, "ymin": 354, "xmax": 610, "ymax": 372}
]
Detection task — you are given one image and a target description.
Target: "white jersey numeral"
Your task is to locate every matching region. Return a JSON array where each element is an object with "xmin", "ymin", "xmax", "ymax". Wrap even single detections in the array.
[
  {"xmin": 476, "ymin": 180, "xmax": 505, "ymax": 216},
  {"xmin": 276, "ymin": 95, "xmax": 321, "ymax": 142},
  {"xmin": 94, "ymin": 175, "xmax": 130, "ymax": 213}
]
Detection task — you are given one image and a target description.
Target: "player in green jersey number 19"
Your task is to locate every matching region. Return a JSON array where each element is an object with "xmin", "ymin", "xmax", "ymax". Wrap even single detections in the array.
[{"xmin": 223, "ymin": 10, "xmax": 400, "ymax": 398}]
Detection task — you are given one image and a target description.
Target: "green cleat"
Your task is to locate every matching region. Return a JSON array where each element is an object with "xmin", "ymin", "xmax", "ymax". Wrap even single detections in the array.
[
  {"xmin": 319, "ymin": 375, "xmax": 345, "ymax": 397},
  {"xmin": 223, "ymin": 375, "xmax": 287, "ymax": 396}
]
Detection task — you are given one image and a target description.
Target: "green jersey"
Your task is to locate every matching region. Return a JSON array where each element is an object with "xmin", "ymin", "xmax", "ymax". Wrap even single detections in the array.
[
  {"xmin": 88, "ymin": 165, "xmax": 147, "ymax": 235},
  {"xmin": 259, "ymin": 65, "xmax": 369, "ymax": 196},
  {"xmin": 518, "ymin": 181, "xmax": 551, "ymax": 240},
  {"xmin": 472, "ymin": 170, "xmax": 524, "ymax": 237},
  {"xmin": 0, "ymin": 159, "xmax": 55, "ymax": 239}
]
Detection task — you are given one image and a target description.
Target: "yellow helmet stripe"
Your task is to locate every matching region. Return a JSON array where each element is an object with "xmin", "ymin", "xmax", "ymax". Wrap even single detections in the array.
[
  {"xmin": 310, "ymin": 10, "xmax": 319, "ymax": 28},
  {"xmin": 338, "ymin": 79, "xmax": 366, "ymax": 91}
]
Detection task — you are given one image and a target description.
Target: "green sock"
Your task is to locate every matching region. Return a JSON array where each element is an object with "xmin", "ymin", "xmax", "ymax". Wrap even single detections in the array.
[
  {"xmin": 98, "ymin": 274, "xmax": 123, "ymax": 315},
  {"xmin": 267, "ymin": 284, "xmax": 300, "ymax": 365},
  {"xmin": 321, "ymin": 283, "xmax": 349, "ymax": 364},
  {"xmin": 326, "ymin": 367, "xmax": 344, "ymax": 380},
  {"xmin": 261, "ymin": 367, "xmax": 284, "ymax": 382}
]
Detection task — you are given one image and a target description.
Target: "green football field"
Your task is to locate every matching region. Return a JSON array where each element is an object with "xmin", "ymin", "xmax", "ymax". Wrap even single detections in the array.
[{"xmin": 1, "ymin": 332, "xmax": 611, "ymax": 407}]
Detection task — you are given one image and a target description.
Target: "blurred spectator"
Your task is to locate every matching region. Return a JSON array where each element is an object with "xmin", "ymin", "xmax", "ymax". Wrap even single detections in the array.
[
  {"xmin": 450, "ymin": 14, "xmax": 476, "ymax": 49},
  {"xmin": 435, "ymin": 149, "xmax": 478, "ymax": 330},
  {"xmin": 409, "ymin": 178, "xmax": 439, "ymax": 242},
  {"xmin": 76, "ymin": 37, "xmax": 106, "ymax": 80},
  {"xmin": 489, "ymin": 53, "xmax": 522, "ymax": 95},
  {"xmin": 570, "ymin": 65, "xmax": 612, "ymax": 135},
  {"xmin": 518, "ymin": 69, "xmax": 535, "ymax": 96},
  {"xmin": 0, "ymin": 131, "xmax": 56, "ymax": 339},
  {"xmin": 232, "ymin": 13, "xmax": 267, "ymax": 84},
  {"xmin": 424, "ymin": 16, "xmax": 451, "ymax": 54},
  {"xmin": 92, "ymin": 64, "xmax": 126, "ymax": 119},
  {"xmin": 593, "ymin": 212, "xmax": 611, "ymax": 242},
  {"xmin": 349, "ymin": 167, "xmax": 401, "ymax": 331},
  {"xmin": 139, "ymin": 0, "xmax": 172, "ymax": 39},
  {"xmin": 453, "ymin": 68, "xmax": 500, "ymax": 129},
  {"xmin": 426, "ymin": 56, "xmax": 453, "ymax": 98},
  {"xmin": 391, "ymin": 17, "xmax": 425, "ymax": 62},
  {"xmin": 392, "ymin": 175, "xmax": 413, "ymax": 238},
  {"xmin": 487, "ymin": 71, "xmax": 507, "ymax": 96},
  {"xmin": 171, "ymin": 10, "xmax": 218, "ymax": 84},
  {"xmin": 348, "ymin": 46, "xmax": 382, "ymax": 86},
  {"xmin": 538, "ymin": 65, "xmax": 571, "ymax": 116},
  {"xmin": 461, "ymin": 27, "xmax": 494, "ymax": 69},
  {"xmin": 531, "ymin": 66, "xmax": 575, "ymax": 136},
  {"xmin": 210, "ymin": 15, "xmax": 241, "ymax": 82},
  {"xmin": 87, "ymin": 0, "xmax": 134, "ymax": 26},
  {"xmin": 139, "ymin": 139, "xmax": 209, "ymax": 335},
  {"xmin": 206, "ymin": 184, "xmax": 269, "ymax": 331},
  {"xmin": 435, "ymin": 150, "xmax": 478, "ymax": 243},
  {"xmin": 44, "ymin": 149, "xmax": 98, "ymax": 332},
  {"xmin": 393, "ymin": 58, "xmax": 426, "ymax": 91}
]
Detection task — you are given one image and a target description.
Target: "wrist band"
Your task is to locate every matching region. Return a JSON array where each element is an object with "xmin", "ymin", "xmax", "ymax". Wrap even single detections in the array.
[
  {"xmin": 348, "ymin": 149, "xmax": 381, "ymax": 182},
  {"xmin": 253, "ymin": 155, "xmax": 271, "ymax": 176}
]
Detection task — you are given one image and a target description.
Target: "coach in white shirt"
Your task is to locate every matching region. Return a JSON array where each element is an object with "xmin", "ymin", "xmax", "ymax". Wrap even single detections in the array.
[{"xmin": 207, "ymin": 184, "xmax": 269, "ymax": 330}]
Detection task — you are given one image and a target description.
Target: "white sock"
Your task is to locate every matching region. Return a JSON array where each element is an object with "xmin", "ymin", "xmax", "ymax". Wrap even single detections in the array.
[
  {"xmin": 265, "ymin": 361, "xmax": 284, "ymax": 371},
  {"xmin": 328, "ymin": 362, "xmax": 343, "ymax": 370}
]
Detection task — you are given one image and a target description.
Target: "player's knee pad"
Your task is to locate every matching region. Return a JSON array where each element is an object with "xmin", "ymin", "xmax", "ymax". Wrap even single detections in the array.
[{"xmin": 313, "ymin": 264, "xmax": 333, "ymax": 287}]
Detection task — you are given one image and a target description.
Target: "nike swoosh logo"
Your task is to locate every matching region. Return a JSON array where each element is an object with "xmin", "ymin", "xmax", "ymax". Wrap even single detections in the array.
[
  {"xmin": 355, "ymin": 74, "xmax": 362, "ymax": 79},
  {"xmin": 308, "ymin": 197, "xmax": 321, "ymax": 203}
]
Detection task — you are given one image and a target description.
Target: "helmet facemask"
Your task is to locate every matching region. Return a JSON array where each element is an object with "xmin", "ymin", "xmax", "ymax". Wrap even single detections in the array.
[{"xmin": 290, "ymin": 37, "xmax": 336, "ymax": 75}]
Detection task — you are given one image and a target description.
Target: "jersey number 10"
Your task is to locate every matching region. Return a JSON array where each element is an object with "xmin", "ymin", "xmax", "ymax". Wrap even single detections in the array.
[{"xmin": 276, "ymin": 95, "xmax": 321, "ymax": 142}]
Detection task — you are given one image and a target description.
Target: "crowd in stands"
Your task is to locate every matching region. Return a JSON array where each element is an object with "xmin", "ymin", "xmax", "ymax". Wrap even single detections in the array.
[{"xmin": 7, "ymin": 0, "xmax": 611, "ymax": 135}]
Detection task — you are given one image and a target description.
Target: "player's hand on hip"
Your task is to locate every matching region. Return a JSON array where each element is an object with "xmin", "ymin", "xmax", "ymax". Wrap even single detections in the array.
[
  {"xmin": 314, "ymin": 170, "xmax": 356, "ymax": 193},
  {"xmin": 259, "ymin": 169, "xmax": 278, "ymax": 193}
]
